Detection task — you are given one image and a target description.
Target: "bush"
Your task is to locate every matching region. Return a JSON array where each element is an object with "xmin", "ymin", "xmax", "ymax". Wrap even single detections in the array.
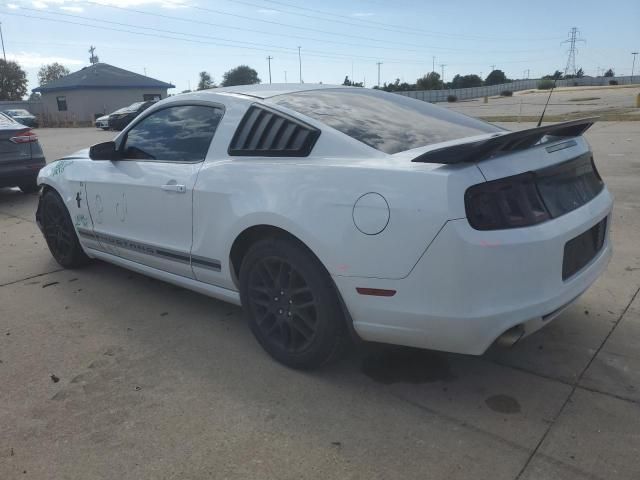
[
  {"xmin": 537, "ymin": 79, "xmax": 554, "ymax": 90},
  {"xmin": 500, "ymin": 90, "xmax": 513, "ymax": 97},
  {"xmin": 609, "ymin": 80, "xmax": 618, "ymax": 86},
  {"xmin": 447, "ymin": 95, "xmax": 458, "ymax": 102}
]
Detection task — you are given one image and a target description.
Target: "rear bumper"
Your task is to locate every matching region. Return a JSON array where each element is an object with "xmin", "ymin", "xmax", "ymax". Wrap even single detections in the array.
[
  {"xmin": 334, "ymin": 188, "xmax": 613, "ymax": 355},
  {"xmin": 0, "ymin": 157, "xmax": 46, "ymax": 188}
]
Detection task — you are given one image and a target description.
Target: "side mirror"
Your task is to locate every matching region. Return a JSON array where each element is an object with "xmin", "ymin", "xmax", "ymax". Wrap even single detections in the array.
[{"xmin": 89, "ymin": 141, "xmax": 121, "ymax": 161}]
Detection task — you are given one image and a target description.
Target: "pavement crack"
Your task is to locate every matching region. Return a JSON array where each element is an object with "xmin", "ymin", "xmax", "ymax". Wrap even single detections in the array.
[
  {"xmin": 514, "ymin": 285, "xmax": 640, "ymax": 480},
  {"xmin": 0, "ymin": 210, "xmax": 36, "ymax": 224},
  {"xmin": 0, "ymin": 269, "xmax": 65, "ymax": 288}
]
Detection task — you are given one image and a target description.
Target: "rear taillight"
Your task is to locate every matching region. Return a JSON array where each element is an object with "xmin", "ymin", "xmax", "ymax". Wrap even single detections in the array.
[
  {"xmin": 465, "ymin": 172, "xmax": 550, "ymax": 230},
  {"xmin": 10, "ymin": 130, "xmax": 38, "ymax": 144}
]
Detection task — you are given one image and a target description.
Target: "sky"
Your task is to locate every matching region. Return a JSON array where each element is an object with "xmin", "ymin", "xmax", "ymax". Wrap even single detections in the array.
[{"xmin": 1, "ymin": 0, "xmax": 639, "ymax": 95}]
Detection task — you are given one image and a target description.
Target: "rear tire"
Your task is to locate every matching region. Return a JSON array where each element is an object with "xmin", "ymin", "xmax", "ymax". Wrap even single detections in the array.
[
  {"xmin": 19, "ymin": 179, "xmax": 40, "ymax": 194},
  {"xmin": 40, "ymin": 190, "xmax": 90, "ymax": 268},
  {"xmin": 239, "ymin": 236, "xmax": 347, "ymax": 370}
]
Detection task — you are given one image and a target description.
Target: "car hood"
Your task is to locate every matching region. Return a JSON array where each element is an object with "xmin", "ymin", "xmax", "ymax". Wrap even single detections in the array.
[{"xmin": 96, "ymin": 115, "xmax": 109, "ymax": 121}]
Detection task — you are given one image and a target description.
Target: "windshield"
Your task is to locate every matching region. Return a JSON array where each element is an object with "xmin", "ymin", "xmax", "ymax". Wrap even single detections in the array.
[
  {"xmin": 7, "ymin": 109, "xmax": 31, "ymax": 116},
  {"xmin": 268, "ymin": 88, "xmax": 501, "ymax": 154},
  {"xmin": 125, "ymin": 102, "xmax": 145, "ymax": 112}
]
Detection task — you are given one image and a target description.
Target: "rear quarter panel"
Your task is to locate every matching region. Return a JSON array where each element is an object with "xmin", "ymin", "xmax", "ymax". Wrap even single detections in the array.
[{"xmin": 191, "ymin": 103, "xmax": 486, "ymax": 288}]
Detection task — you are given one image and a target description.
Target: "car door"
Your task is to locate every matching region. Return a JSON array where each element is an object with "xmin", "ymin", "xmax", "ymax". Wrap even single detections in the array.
[{"xmin": 85, "ymin": 103, "xmax": 224, "ymax": 278}]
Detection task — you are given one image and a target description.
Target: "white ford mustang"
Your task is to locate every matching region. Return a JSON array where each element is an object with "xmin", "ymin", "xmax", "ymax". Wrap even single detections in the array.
[{"xmin": 36, "ymin": 84, "xmax": 612, "ymax": 369}]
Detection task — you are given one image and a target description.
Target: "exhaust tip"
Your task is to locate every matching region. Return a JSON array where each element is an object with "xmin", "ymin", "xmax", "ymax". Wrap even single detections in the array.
[{"xmin": 495, "ymin": 325, "xmax": 525, "ymax": 348}]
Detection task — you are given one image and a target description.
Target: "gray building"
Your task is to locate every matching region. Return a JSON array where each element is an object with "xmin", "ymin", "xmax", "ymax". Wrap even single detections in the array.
[{"xmin": 32, "ymin": 63, "xmax": 174, "ymax": 126}]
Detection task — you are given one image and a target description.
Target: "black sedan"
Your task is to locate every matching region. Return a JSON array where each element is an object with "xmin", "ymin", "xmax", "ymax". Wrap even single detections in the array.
[
  {"xmin": 0, "ymin": 113, "xmax": 45, "ymax": 193},
  {"xmin": 108, "ymin": 101, "xmax": 156, "ymax": 130},
  {"xmin": 2, "ymin": 109, "xmax": 39, "ymax": 128}
]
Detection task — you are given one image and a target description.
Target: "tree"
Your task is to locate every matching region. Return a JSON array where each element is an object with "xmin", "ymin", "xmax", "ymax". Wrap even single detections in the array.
[
  {"xmin": 221, "ymin": 65, "xmax": 260, "ymax": 87},
  {"xmin": 450, "ymin": 74, "xmax": 483, "ymax": 89},
  {"xmin": 576, "ymin": 68, "xmax": 584, "ymax": 78},
  {"xmin": 416, "ymin": 72, "xmax": 443, "ymax": 90},
  {"xmin": 604, "ymin": 68, "xmax": 615, "ymax": 77},
  {"xmin": 197, "ymin": 71, "xmax": 214, "ymax": 90},
  {"xmin": 342, "ymin": 76, "xmax": 363, "ymax": 87},
  {"xmin": 0, "ymin": 60, "xmax": 28, "ymax": 100},
  {"xmin": 37, "ymin": 62, "xmax": 70, "ymax": 87},
  {"xmin": 542, "ymin": 70, "xmax": 563, "ymax": 80},
  {"xmin": 484, "ymin": 69, "xmax": 509, "ymax": 86},
  {"xmin": 28, "ymin": 92, "xmax": 41, "ymax": 101}
]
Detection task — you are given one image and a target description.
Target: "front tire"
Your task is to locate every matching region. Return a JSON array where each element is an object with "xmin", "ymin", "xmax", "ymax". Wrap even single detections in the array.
[
  {"xmin": 239, "ymin": 236, "xmax": 347, "ymax": 369},
  {"xmin": 40, "ymin": 190, "xmax": 90, "ymax": 268}
]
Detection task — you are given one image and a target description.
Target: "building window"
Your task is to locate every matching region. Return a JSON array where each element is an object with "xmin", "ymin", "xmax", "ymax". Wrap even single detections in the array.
[
  {"xmin": 143, "ymin": 94, "xmax": 161, "ymax": 101},
  {"xmin": 56, "ymin": 96, "xmax": 68, "ymax": 111}
]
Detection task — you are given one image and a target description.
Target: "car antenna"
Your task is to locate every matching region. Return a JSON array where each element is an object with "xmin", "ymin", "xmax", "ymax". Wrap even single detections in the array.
[{"xmin": 536, "ymin": 78, "xmax": 557, "ymax": 127}]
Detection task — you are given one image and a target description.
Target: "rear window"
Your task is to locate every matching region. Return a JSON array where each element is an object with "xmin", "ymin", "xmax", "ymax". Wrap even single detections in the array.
[{"xmin": 268, "ymin": 88, "xmax": 501, "ymax": 154}]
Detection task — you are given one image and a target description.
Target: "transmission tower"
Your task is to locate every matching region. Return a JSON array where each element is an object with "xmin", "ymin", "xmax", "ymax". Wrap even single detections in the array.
[{"xmin": 562, "ymin": 27, "xmax": 585, "ymax": 77}]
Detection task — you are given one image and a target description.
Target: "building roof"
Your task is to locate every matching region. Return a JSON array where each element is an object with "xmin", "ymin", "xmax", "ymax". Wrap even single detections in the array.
[{"xmin": 32, "ymin": 63, "xmax": 175, "ymax": 93}]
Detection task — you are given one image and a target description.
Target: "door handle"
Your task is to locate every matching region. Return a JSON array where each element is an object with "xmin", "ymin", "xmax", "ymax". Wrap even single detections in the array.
[{"xmin": 161, "ymin": 184, "xmax": 186, "ymax": 193}]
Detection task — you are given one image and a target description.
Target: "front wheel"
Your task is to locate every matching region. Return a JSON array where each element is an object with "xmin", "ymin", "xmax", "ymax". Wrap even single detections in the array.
[
  {"xmin": 40, "ymin": 190, "xmax": 90, "ymax": 268},
  {"xmin": 239, "ymin": 237, "xmax": 347, "ymax": 370}
]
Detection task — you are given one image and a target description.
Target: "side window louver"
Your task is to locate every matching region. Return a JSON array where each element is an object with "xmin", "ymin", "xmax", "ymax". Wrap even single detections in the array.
[{"xmin": 228, "ymin": 104, "xmax": 320, "ymax": 157}]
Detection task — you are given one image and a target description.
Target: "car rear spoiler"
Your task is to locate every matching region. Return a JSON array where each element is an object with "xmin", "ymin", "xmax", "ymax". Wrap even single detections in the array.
[{"xmin": 412, "ymin": 117, "xmax": 598, "ymax": 164}]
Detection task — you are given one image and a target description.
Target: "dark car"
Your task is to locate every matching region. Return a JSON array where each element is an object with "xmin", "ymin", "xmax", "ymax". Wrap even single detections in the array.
[
  {"xmin": 108, "ymin": 101, "xmax": 156, "ymax": 130},
  {"xmin": 0, "ymin": 113, "xmax": 46, "ymax": 193},
  {"xmin": 2, "ymin": 109, "xmax": 39, "ymax": 128}
]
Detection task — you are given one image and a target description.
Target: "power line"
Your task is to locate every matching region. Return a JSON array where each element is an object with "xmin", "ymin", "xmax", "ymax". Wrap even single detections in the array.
[
  {"xmin": 219, "ymin": 0, "xmax": 564, "ymax": 42},
  {"xmin": 83, "ymin": 0, "xmax": 486, "ymax": 56},
  {"xmin": 10, "ymin": 7, "xmax": 552, "ymax": 69}
]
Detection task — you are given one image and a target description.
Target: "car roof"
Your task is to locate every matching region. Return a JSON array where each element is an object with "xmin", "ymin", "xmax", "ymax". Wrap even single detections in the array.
[{"xmin": 202, "ymin": 83, "xmax": 351, "ymax": 100}]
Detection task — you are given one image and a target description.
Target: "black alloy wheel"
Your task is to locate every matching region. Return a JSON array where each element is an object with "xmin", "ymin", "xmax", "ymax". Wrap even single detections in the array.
[
  {"xmin": 240, "ymin": 237, "xmax": 347, "ymax": 369},
  {"xmin": 40, "ymin": 190, "xmax": 90, "ymax": 268}
]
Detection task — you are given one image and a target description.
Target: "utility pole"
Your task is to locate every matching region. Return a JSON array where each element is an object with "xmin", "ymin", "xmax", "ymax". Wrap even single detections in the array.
[
  {"xmin": 490, "ymin": 64, "xmax": 496, "ymax": 72},
  {"xmin": 439, "ymin": 64, "xmax": 446, "ymax": 83},
  {"xmin": 376, "ymin": 61, "xmax": 382, "ymax": 87},
  {"xmin": 432, "ymin": 56, "xmax": 435, "ymax": 73},
  {"xmin": 266, "ymin": 55, "xmax": 273, "ymax": 84},
  {"xmin": 0, "ymin": 22, "xmax": 6, "ymax": 62},
  {"xmin": 143, "ymin": 67, "xmax": 147, "ymax": 76},
  {"xmin": 297, "ymin": 46, "xmax": 302, "ymax": 84},
  {"xmin": 284, "ymin": 70, "xmax": 287, "ymax": 83},
  {"xmin": 562, "ymin": 27, "xmax": 585, "ymax": 77},
  {"xmin": 523, "ymin": 69, "xmax": 530, "ymax": 79},
  {"xmin": 632, "ymin": 52, "xmax": 639, "ymax": 83},
  {"xmin": 88, "ymin": 45, "xmax": 99, "ymax": 64}
]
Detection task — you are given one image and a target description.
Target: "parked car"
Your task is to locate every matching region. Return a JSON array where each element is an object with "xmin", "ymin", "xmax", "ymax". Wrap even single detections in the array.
[
  {"xmin": 108, "ymin": 101, "xmax": 156, "ymax": 130},
  {"xmin": 95, "ymin": 114, "xmax": 110, "ymax": 130},
  {"xmin": 0, "ymin": 112, "xmax": 45, "ymax": 193},
  {"xmin": 35, "ymin": 85, "xmax": 612, "ymax": 369},
  {"xmin": 2, "ymin": 109, "xmax": 39, "ymax": 128}
]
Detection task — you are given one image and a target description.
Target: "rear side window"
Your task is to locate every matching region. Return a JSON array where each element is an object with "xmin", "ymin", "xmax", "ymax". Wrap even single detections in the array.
[
  {"xmin": 268, "ymin": 88, "xmax": 501, "ymax": 154},
  {"xmin": 122, "ymin": 105, "xmax": 223, "ymax": 162}
]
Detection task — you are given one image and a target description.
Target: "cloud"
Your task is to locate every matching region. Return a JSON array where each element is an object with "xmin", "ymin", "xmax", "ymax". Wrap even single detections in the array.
[
  {"xmin": 351, "ymin": 12, "xmax": 374, "ymax": 17},
  {"xmin": 32, "ymin": 0, "xmax": 48, "ymax": 8},
  {"xmin": 7, "ymin": 3, "xmax": 19, "ymax": 9},
  {"xmin": 60, "ymin": 5, "xmax": 82, "ymax": 11},
  {"xmin": 7, "ymin": 51, "xmax": 84, "ymax": 68}
]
